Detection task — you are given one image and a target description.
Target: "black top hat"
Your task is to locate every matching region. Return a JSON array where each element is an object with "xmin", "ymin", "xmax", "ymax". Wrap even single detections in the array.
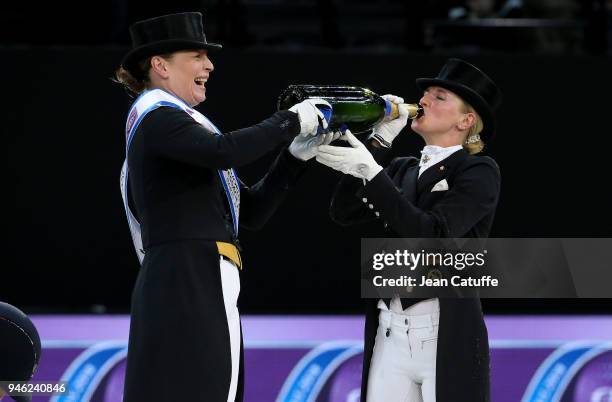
[
  {"xmin": 122, "ymin": 12, "xmax": 222, "ymax": 80},
  {"xmin": 0, "ymin": 302, "xmax": 41, "ymax": 402},
  {"xmin": 416, "ymin": 58, "xmax": 502, "ymax": 141}
]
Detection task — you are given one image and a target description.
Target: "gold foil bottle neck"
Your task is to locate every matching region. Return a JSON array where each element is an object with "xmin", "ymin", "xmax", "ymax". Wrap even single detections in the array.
[{"xmin": 388, "ymin": 103, "xmax": 424, "ymax": 120}]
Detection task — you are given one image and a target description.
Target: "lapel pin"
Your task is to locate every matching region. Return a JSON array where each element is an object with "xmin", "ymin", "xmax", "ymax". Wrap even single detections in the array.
[{"xmin": 439, "ymin": 166, "xmax": 445, "ymax": 171}]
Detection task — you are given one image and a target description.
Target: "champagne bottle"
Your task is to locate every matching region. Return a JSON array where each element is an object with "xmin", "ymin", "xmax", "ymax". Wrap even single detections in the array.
[{"xmin": 278, "ymin": 85, "xmax": 423, "ymax": 134}]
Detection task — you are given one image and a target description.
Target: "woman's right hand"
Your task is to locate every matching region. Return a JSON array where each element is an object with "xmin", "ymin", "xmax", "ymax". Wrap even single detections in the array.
[
  {"xmin": 289, "ymin": 98, "xmax": 331, "ymax": 136},
  {"xmin": 370, "ymin": 94, "xmax": 409, "ymax": 147}
]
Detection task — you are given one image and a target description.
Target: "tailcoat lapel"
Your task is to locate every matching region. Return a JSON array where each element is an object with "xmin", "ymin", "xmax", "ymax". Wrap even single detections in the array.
[
  {"xmin": 417, "ymin": 149, "xmax": 469, "ymax": 195},
  {"xmin": 400, "ymin": 165, "xmax": 419, "ymax": 204}
]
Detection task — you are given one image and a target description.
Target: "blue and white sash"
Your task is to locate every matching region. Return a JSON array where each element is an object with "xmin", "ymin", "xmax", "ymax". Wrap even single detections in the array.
[{"xmin": 119, "ymin": 89, "xmax": 240, "ymax": 264}]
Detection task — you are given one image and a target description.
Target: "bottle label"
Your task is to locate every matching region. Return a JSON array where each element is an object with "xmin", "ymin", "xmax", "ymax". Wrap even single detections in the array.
[
  {"xmin": 384, "ymin": 100, "xmax": 393, "ymax": 117},
  {"xmin": 317, "ymin": 105, "xmax": 333, "ymax": 135}
]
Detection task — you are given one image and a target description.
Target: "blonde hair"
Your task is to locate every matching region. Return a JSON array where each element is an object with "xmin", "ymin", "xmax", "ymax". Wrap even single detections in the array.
[
  {"xmin": 460, "ymin": 101, "xmax": 485, "ymax": 154},
  {"xmin": 113, "ymin": 54, "xmax": 174, "ymax": 95}
]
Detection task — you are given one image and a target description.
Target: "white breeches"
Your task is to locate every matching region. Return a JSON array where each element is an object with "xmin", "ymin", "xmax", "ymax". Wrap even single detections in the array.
[
  {"xmin": 219, "ymin": 257, "xmax": 241, "ymax": 402},
  {"xmin": 367, "ymin": 298, "xmax": 440, "ymax": 402}
]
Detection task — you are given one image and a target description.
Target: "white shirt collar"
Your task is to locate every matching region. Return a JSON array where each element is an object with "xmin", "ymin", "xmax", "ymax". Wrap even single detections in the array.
[{"xmin": 418, "ymin": 144, "xmax": 463, "ymax": 177}]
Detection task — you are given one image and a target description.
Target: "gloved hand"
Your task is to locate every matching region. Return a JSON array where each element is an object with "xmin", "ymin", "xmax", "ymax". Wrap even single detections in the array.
[
  {"xmin": 316, "ymin": 129, "xmax": 383, "ymax": 181},
  {"xmin": 289, "ymin": 98, "xmax": 332, "ymax": 136},
  {"xmin": 369, "ymin": 94, "xmax": 409, "ymax": 147},
  {"xmin": 289, "ymin": 131, "xmax": 342, "ymax": 161}
]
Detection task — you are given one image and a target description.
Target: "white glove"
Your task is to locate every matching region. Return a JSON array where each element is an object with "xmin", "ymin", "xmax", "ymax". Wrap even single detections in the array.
[
  {"xmin": 289, "ymin": 98, "xmax": 331, "ymax": 136},
  {"xmin": 289, "ymin": 131, "xmax": 342, "ymax": 161},
  {"xmin": 369, "ymin": 94, "xmax": 409, "ymax": 147},
  {"xmin": 316, "ymin": 129, "xmax": 383, "ymax": 181}
]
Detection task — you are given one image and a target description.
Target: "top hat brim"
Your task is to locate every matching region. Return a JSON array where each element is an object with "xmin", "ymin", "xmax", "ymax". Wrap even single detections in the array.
[
  {"xmin": 122, "ymin": 39, "xmax": 222, "ymax": 79},
  {"xmin": 416, "ymin": 78, "xmax": 495, "ymax": 141},
  {"xmin": 0, "ymin": 303, "xmax": 41, "ymax": 386}
]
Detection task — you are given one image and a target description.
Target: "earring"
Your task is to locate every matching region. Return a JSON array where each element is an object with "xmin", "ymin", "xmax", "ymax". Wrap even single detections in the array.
[{"xmin": 465, "ymin": 134, "xmax": 481, "ymax": 144}]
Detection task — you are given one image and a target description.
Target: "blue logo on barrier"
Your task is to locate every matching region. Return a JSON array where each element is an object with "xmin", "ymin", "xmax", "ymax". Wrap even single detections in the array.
[
  {"xmin": 51, "ymin": 342, "xmax": 127, "ymax": 402},
  {"xmin": 522, "ymin": 342, "xmax": 612, "ymax": 402},
  {"xmin": 276, "ymin": 341, "xmax": 363, "ymax": 402}
]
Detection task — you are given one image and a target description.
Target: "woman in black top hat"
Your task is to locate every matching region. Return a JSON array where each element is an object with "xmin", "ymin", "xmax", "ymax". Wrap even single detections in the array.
[
  {"xmin": 115, "ymin": 12, "xmax": 332, "ymax": 402},
  {"xmin": 317, "ymin": 59, "xmax": 502, "ymax": 402},
  {"xmin": 0, "ymin": 302, "xmax": 41, "ymax": 402}
]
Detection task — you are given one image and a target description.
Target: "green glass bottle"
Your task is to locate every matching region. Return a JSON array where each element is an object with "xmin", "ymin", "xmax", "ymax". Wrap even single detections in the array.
[{"xmin": 277, "ymin": 85, "xmax": 423, "ymax": 134}]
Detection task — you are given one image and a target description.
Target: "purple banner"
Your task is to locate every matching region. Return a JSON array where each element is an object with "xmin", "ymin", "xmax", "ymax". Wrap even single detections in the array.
[{"xmin": 16, "ymin": 316, "xmax": 612, "ymax": 402}]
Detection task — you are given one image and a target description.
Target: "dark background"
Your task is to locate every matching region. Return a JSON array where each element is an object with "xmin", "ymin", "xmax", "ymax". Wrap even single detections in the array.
[{"xmin": 3, "ymin": 0, "xmax": 611, "ymax": 314}]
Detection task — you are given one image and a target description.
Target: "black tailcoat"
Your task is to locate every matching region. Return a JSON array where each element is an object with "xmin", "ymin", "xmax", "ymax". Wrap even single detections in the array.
[
  {"xmin": 123, "ymin": 106, "xmax": 305, "ymax": 402},
  {"xmin": 330, "ymin": 146, "xmax": 501, "ymax": 402}
]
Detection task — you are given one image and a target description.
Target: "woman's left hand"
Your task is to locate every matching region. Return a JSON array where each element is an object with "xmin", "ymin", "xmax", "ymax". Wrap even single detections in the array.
[
  {"xmin": 316, "ymin": 130, "xmax": 383, "ymax": 181},
  {"xmin": 289, "ymin": 131, "xmax": 341, "ymax": 161}
]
